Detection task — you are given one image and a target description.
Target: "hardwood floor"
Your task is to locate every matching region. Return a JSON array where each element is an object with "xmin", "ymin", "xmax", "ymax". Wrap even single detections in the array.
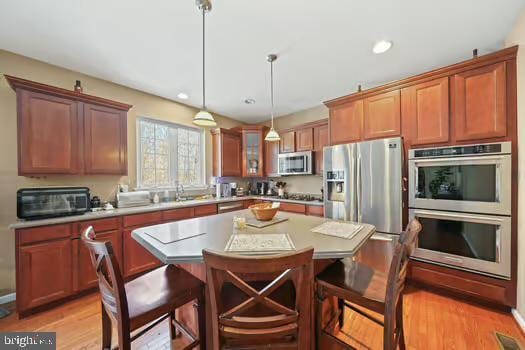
[{"xmin": 0, "ymin": 237, "xmax": 523, "ymax": 349}]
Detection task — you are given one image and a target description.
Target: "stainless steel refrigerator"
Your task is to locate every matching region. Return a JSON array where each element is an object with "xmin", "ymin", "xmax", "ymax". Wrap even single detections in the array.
[{"xmin": 323, "ymin": 137, "xmax": 403, "ymax": 234}]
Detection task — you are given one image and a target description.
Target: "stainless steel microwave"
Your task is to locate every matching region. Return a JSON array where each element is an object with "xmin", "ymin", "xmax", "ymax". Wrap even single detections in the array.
[{"xmin": 278, "ymin": 151, "xmax": 313, "ymax": 175}]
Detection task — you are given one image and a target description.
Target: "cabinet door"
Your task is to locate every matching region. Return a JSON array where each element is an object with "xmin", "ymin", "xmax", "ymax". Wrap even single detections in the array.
[
  {"xmin": 123, "ymin": 229, "xmax": 160, "ymax": 277},
  {"xmin": 221, "ymin": 132, "xmax": 242, "ymax": 177},
  {"xmin": 18, "ymin": 90, "xmax": 80, "ymax": 175},
  {"xmin": 363, "ymin": 90, "xmax": 401, "ymax": 140},
  {"xmin": 243, "ymin": 131, "xmax": 264, "ymax": 177},
  {"xmin": 84, "ymin": 103, "xmax": 127, "ymax": 174},
  {"xmin": 77, "ymin": 230, "xmax": 122, "ymax": 291},
  {"xmin": 295, "ymin": 128, "xmax": 313, "ymax": 151},
  {"xmin": 279, "ymin": 131, "xmax": 296, "ymax": 153},
  {"xmin": 453, "ymin": 62, "xmax": 507, "ymax": 141},
  {"xmin": 402, "ymin": 77, "xmax": 449, "ymax": 145},
  {"xmin": 264, "ymin": 137, "xmax": 279, "ymax": 176},
  {"xmin": 314, "ymin": 123, "xmax": 329, "ymax": 175},
  {"xmin": 329, "ymin": 100, "xmax": 363, "ymax": 145},
  {"xmin": 18, "ymin": 239, "xmax": 73, "ymax": 311}
]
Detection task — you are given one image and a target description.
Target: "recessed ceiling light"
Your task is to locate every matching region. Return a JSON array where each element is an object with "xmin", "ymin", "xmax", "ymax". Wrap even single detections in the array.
[
  {"xmin": 244, "ymin": 98, "xmax": 256, "ymax": 104},
  {"xmin": 177, "ymin": 92, "xmax": 189, "ymax": 99},
  {"xmin": 373, "ymin": 40, "xmax": 393, "ymax": 54}
]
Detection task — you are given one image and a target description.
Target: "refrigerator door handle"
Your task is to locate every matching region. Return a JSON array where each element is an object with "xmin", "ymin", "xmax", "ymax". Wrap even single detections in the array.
[{"xmin": 357, "ymin": 155, "xmax": 362, "ymax": 223}]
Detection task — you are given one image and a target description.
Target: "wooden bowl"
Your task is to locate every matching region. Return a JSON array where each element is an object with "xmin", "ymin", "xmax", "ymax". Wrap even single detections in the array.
[{"xmin": 249, "ymin": 203, "xmax": 278, "ymax": 221}]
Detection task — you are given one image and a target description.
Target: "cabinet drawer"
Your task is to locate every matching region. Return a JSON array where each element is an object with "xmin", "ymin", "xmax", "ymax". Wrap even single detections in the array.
[
  {"xmin": 122, "ymin": 211, "xmax": 162, "ymax": 228},
  {"xmin": 18, "ymin": 224, "xmax": 71, "ymax": 245},
  {"xmin": 279, "ymin": 202, "xmax": 306, "ymax": 214},
  {"xmin": 162, "ymin": 207, "xmax": 194, "ymax": 222},
  {"xmin": 243, "ymin": 200, "xmax": 255, "ymax": 209},
  {"xmin": 77, "ymin": 217, "xmax": 119, "ymax": 236},
  {"xmin": 194, "ymin": 204, "xmax": 218, "ymax": 217},
  {"xmin": 409, "ymin": 264, "xmax": 506, "ymax": 304},
  {"xmin": 306, "ymin": 205, "xmax": 324, "ymax": 217}
]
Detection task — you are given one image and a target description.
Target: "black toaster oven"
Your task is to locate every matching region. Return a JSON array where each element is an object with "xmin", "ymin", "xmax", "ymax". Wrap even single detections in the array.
[{"xmin": 17, "ymin": 187, "xmax": 91, "ymax": 220}]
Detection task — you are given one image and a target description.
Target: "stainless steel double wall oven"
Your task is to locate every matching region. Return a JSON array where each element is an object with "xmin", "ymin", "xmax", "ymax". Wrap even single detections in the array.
[{"xmin": 408, "ymin": 142, "xmax": 512, "ymax": 279}]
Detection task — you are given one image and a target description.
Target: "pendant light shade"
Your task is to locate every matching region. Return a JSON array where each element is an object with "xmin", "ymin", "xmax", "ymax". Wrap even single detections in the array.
[
  {"xmin": 265, "ymin": 54, "xmax": 280, "ymax": 142},
  {"xmin": 193, "ymin": 0, "xmax": 216, "ymax": 127}
]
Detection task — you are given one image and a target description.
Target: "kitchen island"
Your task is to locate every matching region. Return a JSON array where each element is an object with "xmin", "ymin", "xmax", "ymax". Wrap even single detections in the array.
[{"xmin": 132, "ymin": 210, "xmax": 375, "ymax": 348}]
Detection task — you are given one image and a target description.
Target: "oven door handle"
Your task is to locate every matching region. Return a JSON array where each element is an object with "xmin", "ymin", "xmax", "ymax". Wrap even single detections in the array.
[{"xmin": 495, "ymin": 228, "xmax": 501, "ymax": 263}]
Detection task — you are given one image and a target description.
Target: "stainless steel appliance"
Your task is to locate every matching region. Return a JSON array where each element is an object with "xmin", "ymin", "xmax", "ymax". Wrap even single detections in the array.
[
  {"xmin": 218, "ymin": 201, "xmax": 244, "ymax": 213},
  {"xmin": 409, "ymin": 142, "xmax": 512, "ymax": 215},
  {"xmin": 323, "ymin": 137, "xmax": 403, "ymax": 234},
  {"xmin": 409, "ymin": 209, "xmax": 511, "ymax": 279},
  {"xmin": 217, "ymin": 183, "xmax": 232, "ymax": 198},
  {"xmin": 409, "ymin": 142, "xmax": 512, "ymax": 279},
  {"xmin": 257, "ymin": 182, "xmax": 268, "ymax": 195},
  {"xmin": 278, "ymin": 151, "xmax": 313, "ymax": 175},
  {"xmin": 116, "ymin": 191, "xmax": 151, "ymax": 208},
  {"xmin": 17, "ymin": 187, "xmax": 90, "ymax": 220}
]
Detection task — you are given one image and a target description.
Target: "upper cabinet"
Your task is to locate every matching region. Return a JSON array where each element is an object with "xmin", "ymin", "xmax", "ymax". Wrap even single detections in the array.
[
  {"xmin": 453, "ymin": 62, "xmax": 507, "ymax": 141},
  {"xmin": 324, "ymin": 46, "xmax": 517, "ymax": 148},
  {"xmin": 211, "ymin": 128, "xmax": 242, "ymax": 177},
  {"xmin": 18, "ymin": 90, "xmax": 81, "ymax": 174},
  {"xmin": 295, "ymin": 128, "xmax": 313, "ymax": 151},
  {"xmin": 314, "ymin": 122, "xmax": 329, "ymax": 175},
  {"xmin": 280, "ymin": 131, "xmax": 296, "ymax": 153},
  {"xmin": 228, "ymin": 125, "xmax": 269, "ymax": 177},
  {"xmin": 6, "ymin": 75, "xmax": 132, "ymax": 176},
  {"xmin": 329, "ymin": 100, "xmax": 363, "ymax": 145},
  {"xmin": 264, "ymin": 134, "xmax": 279, "ymax": 177},
  {"xmin": 363, "ymin": 90, "xmax": 401, "ymax": 140},
  {"xmin": 83, "ymin": 104, "xmax": 127, "ymax": 174},
  {"xmin": 402, "ymin": 77, "xmax": 450, "ymax": 146}
]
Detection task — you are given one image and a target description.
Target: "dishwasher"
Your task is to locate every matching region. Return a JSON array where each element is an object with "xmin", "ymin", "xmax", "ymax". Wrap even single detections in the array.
[{"xmin": 217, "ymin": 201, "xmax": 245, "ymax": 213}]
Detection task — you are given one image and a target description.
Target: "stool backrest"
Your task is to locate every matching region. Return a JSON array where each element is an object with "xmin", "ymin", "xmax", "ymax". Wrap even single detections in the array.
[
  {"xmin": 203, "ymin": 247, "xmax": 314, "ymax": 349},
  {"xmin": 82, "ymin": 226, "xmax": 129, "ymax": 333}
]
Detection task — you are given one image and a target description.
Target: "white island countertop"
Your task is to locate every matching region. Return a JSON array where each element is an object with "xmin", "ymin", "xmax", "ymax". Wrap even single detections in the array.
[{"xmin": 132, "ymin": 209, "xmax": 375, "ymax": 264}]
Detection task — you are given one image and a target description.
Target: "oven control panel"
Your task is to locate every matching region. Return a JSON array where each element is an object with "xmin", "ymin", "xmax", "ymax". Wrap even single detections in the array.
[{"xmin": 411, "ymin": 143, "xmax": 507, "ymax": 159}]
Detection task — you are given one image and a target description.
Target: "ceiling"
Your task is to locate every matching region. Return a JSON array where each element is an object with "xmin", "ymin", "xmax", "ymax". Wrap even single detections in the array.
[{"xmin": 1, "ymin": 0, "xmax": 524, "ymax": 123}]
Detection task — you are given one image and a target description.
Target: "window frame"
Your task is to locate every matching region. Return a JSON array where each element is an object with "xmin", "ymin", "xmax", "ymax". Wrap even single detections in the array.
[{"xmin": 136, "ymin": 117, "xmax": 207, "ymax": 190}]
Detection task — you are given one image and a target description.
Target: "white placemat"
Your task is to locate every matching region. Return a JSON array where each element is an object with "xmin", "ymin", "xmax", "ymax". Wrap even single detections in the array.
[
  {"xmin": 311, "ymin": 221, "xmax": 363, "ymax": 240},
  {"xmin": 224, "ymin": 233, "xmax": 296, "ymax": 254}
]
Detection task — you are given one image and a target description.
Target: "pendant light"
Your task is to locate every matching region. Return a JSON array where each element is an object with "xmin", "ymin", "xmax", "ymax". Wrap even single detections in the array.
[
  {"xmin": 265, "ymin": 54, "xmax": 280, "ymax": 142},
  {"xmin": 193, "ymin": 0, "xmax": 216, "ymax": 127}
]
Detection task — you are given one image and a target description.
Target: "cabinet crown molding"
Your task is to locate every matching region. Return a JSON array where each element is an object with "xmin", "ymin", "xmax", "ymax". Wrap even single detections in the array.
[
  {"xmin": 324, "ymin": 45, "xmax": 518, "ymax": 108},
  {"xmin": 4, "ymin": 75, "xmax": 133, "ymax": 111}
]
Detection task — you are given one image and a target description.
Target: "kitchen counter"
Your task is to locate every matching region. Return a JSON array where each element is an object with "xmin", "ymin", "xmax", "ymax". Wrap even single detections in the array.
[
  {"xmin": 132, "ymin": 209, "xmax": 375, "ymax": 264},
  {"xmin": 9, "ymin": 195, "xmax": 323, "ymax": 229}
]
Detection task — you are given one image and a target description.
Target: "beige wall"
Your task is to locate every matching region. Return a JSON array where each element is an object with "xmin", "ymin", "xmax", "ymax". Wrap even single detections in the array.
[
  {"xmin": 0, "ymin": 50, "xmax": 243, "ymax": 293},
  {"xmin": 267, "ymin": 105, "xmax": 329, "ymax": 194},
  {"xmin": 506, "ymin": 10, "xmax": 525, "ymax": 317}
]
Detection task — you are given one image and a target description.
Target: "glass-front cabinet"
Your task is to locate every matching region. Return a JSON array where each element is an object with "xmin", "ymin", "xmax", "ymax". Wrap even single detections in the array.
[{"xmin": 236, "ymin": 126, "xmax": 268, "ymax": 177}]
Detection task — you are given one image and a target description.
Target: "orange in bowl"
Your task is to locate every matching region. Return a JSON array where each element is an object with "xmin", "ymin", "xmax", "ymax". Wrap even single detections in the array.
[{"xmin": 249, "ymin": 203, "xmax": 278, "ymax": 221}]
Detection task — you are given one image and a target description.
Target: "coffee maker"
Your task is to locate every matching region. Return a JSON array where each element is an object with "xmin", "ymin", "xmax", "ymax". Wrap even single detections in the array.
[{"xmin": 256, "ymin": 182, "xmax": 268, "ymax": 196}]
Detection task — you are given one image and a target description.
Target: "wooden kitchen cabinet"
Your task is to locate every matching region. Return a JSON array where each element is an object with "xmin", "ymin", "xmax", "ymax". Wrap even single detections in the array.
[
  {"xmin": 17, "ymin": 90, "xmax": 81, "ymax": 175},
  {"xmin": 280, "ymin": 131, "xmax": 296, "ymax": 153},
  {"xmin": 193, "ymin": 204, "xmax": 218, "ymax": 217},
  {"xmin": 83, "ymin": 103, "xmax": 127, "ymax": 174},
  {"xmin": 363, "ymin": 90, "xmax": 401, "ymax": 140},
  {"xmin": 329, "ymin": 100, "xmax": 363, "ymax": 145},
  {"xmin": 402, "ymin": 77, "xmax": 450, "ymax": 145},
  {"xmin": 6, "ymin": 75, "xmax": 132, "ymax": 176},
  {"xmin": 240, "ymin": 126, "xmax": 267, "ymax": 177},
  {"xmin": 17, "ymin": 238, "xmax": 73, "ymax": 312},
  {"xmin": 77, "ymin": 230, "xmax": 122, "ymax": 291},
  {"xmin": 314, "ymin": 122, "xmax": 329, "ymax": 175},
  {"xmin": 306, "ymin": 205, "xmax": 324, "ymax": 217},
  {"xmin": 453, "ymin": 62, "xmax": 507, "ymax": 141},
  {"xmin": 211, "ymin": 128, "xmax": 242, "ymax": 177},
  {"xmin": 295, "ymin": 128, "xmax": 313, "ymax": 151},
  {"xmin": 264, "ymin": 134, "xmax": 280, "ymax": 176},
  {"xmin": 278, "ymin": 202, "xmax": 306, "ymax": 214},
  {"xmin": 123, "ymin": 228, "xmax": 160, "ymax": 278}
]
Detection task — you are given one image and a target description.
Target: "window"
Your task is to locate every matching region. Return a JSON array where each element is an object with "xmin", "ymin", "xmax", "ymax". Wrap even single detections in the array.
[{"xmin": 137, "ymin": 117, "xmax": 205, "ymax": 188}]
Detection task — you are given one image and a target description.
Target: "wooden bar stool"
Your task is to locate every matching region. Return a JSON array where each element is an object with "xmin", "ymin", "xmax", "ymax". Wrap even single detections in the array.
[
  {"xmin": 316, "ymin": 219, "xmax": 422, "ymax": 350},
  {"xmin": 203, "ymin": 247, "xmax": 314, "ymax": 349},
  {"xmin": 82, "ymin": 226, "xmax": 206, "ymax": 350}
]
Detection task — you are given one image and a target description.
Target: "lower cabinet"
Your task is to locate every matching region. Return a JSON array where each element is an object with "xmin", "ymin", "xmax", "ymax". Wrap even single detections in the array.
[
  {"xmin": 306, "ymin": 205, "xmax": 324, "ymax": 217},
  {"xmin": 123, "ymin": 228, "xmax": 161, "ymax": 278},
  {"xmin": 77, "ymin": 230, "xmax": 122, "ymax": 291},
  {"xmin": 278, "ymin": 202, "xmax": 306, "ymax": 214},
  {"xmin": 17, "ymin": 238, "xmax": 73, "ymax": 312}
]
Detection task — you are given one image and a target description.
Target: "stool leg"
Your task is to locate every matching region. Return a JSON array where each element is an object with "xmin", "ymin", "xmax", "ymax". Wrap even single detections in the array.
[
  {"xmin": 169, "ymin": 310, "xmax": 177, "ymax": 339},
  {"xmin": 101, "ymin": 303, "xmax": 112, "ymax": 350},
  {"xmin": 397, "ymin": 300, "xmax": 406, "ymax": 350},
  {"xmin": 195, "ymin": 294, "xmax": 206, "ymax": 350},
  {"xmin": 338, "ymin": 298, "xmax": 345, "ymax": 328}
]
